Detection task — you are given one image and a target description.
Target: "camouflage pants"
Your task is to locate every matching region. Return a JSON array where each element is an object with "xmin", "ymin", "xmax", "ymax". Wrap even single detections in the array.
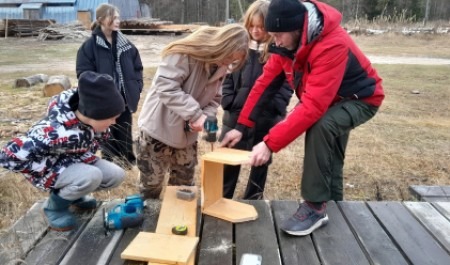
[{"xmin": 136, "ymin": 130, "xmax": 197, "ymax": 199}]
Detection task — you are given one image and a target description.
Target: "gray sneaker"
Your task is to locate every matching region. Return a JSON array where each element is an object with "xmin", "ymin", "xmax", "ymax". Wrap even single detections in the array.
[{"xmin": 281, "ymin": 202, "xmax": 328, "ymax": 236}]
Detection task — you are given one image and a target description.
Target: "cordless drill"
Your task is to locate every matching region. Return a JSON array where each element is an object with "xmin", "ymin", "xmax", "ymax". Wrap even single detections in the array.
[{"xmin": 203, "ymin": 115, "xmax": 218, "ymax": 151}]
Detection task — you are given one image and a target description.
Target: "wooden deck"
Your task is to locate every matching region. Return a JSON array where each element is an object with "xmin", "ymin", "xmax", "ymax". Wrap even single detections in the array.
[
  {"xmin": 409, "ymin": 185, "xmax": 450, "ymax": 202},
  {"xmin": 1, "ymin": 199, "xmax": 450, "ymax": 265}
]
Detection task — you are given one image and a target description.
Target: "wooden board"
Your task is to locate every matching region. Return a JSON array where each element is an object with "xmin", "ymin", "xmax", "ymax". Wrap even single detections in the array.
[
  {"xmin": 202, "ymin": 198, "xmax": 258, "ymax": 223},
  {"xmin": 433, "ymin": 201, "xmax": 450, "ymax": 218},
  {"xmin": 201, "ymin": 160, "xmax": 224, "ymax": 209},
  {"xmin": 235, "ymin": 200, "xmax": 281, "ymax": 265},
  {"xmin": 59, "ymin": 203, "xmax": 124, "ymax": 265},
  {"xmin": 314, "ymin": 201, "xmax": 370, "ymax": 265},
  {"xmin": 368, "ymin": 201, "xmax": 450, "ymax": 264},
  {"xmin": 155, "ymin": 186, "xmax": 197, "ymax": 237},
  {"xmin": 404, "ymin": 201, "xmax": 450, "ymax": 252},
  {"xmin": 24, "ymin": 202, "xmax": 100, "ymax": 265},
  {"xmin": 409, "ymin": 185, "xmax": 450, "ymax": 202},
  {"xmin": 0, "ymin": 201, "xmax": 47, "ymax": 265},
  {"xmin": 201, "ymin": 148, "xmax": 251, "ymax": 165},
  {"xmin": 338, "ymin": 201, "xmax": 408, "ymax": 265},
  {"xmin": 121, "ymin": 232, "xmax": 198, "ymax": 264},
  {"xmin": 148, "ymin": 186, "xmax": 198, "ymax": 265},
  {"xmin": 198, "ymin": 216, "xmax": 233, "ymax": 265},
  {"xmin": 271, "ymin": 200, "xmax": 321, "ymax": 265}
]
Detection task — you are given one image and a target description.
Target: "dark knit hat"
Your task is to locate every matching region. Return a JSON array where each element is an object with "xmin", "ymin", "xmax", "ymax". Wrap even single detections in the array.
[
  {"xmin": 77, "ymin": 71, "xmax": 125, "ymax": 120},
  {"xmin": 265, "ymin": 0, "xmax": 307, "ymax": 32}
]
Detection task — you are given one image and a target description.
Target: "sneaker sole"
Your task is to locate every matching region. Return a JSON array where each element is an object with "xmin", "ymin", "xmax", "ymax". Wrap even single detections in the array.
[{"xmin": 282, "ymin": 214, "xmax": 329, "ymax": 236}]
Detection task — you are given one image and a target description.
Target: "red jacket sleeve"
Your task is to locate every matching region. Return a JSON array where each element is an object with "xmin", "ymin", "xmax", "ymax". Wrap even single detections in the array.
[{"xmin": 264, "ymin": 42, "xmax": 348, "ymax": 152}]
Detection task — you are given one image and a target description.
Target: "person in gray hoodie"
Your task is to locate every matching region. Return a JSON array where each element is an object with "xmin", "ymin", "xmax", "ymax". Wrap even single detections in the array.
[{"xmin": 137, "ymin": 24, "xmax": 249, "ymax": 199}]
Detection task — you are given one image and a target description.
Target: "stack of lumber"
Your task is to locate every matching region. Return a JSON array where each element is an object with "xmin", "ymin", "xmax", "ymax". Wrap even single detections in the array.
[
  {"xmin": 120, "ymin": 18, "xmax": 200, "ymax": 35},
  {"xmin": 37, "ymin": 22, "xmax": 90, "ymax": 41},
  {"xmin": 2, "ymin": 19, "xmax": 55, "ymax": 37}
]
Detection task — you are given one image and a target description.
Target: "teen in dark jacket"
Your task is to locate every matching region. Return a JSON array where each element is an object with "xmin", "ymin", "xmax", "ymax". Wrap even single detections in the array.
[
  {"xmin": 220, "ymin": 0, "xmax": 292, "ymax": 200},
  {"xmin": 221, "ymin": 0, "xmax": 384, "ymax": 236},
  {"xmin": 76, "ymin": 3, "xmax": 143, "ymax": 168}
]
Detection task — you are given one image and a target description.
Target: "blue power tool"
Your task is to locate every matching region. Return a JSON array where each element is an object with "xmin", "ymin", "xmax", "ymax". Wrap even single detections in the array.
[{"xmin": 103, "ymin": 194, "xmax": 144, "ymax": 233}]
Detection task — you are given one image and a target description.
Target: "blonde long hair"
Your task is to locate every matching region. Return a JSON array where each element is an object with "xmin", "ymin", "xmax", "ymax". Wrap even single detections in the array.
[
  {"xmin": 162, "ymin": 24, "xmax": 249, "ymax": 71},
  {"xmin": 242, "ymin": 0, "xmax": 272, "ymax": 63}
]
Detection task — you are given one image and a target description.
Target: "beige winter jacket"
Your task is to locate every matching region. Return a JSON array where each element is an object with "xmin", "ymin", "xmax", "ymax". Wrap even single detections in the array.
[{"xmin": 138, "ymin": 53, "xmax": 226, "ymax": 148}]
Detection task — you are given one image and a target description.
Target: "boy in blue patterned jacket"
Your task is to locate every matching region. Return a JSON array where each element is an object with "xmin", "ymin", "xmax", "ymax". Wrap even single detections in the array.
[{"xmin": 0, "ymin": 71, "xmax": 126, "ymax": 231}]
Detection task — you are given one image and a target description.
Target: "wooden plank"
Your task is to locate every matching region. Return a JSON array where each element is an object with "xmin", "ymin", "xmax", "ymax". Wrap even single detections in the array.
[
  {"xmin": 235, "ymin": 200, "xmax": 281, "ymax": 265},
  {"xmin": 109, "ymin": 200, "xmax": 162, "ymax": 265},
  {"xmin": 24, "ymin": 203, "xmax": 100, "ymax": 265},
  {"xmin": 368, "ymin": 201, "xmax": 450, "ymax": 264},
  {"xmin": 150, "ymin": 186, "xmax": 198, "ymax": 265},
  {"xmin": 201, "ymin": 148, "xmax": 250, "ymax": 165},
  {"xmin": 198, "ymin": 215, "xmax": 233, "ymax": 265},
  {"xmin": 338, "ymin": 201, "xmax": 408, "ymax": 265},
  {"xmin": 0, "ymin": 201, "xmax": 47, "ymax": 265},
  {"xmin": 433, "ymin": 202, "xmax": 450, "ymax": 219},
  {"xmin": 59, "ymin": 203, "xmax": 124, "ymax": 265},
  {"xmin": 121, "ymin": 232, "xmax": 198, "ymax": 264},
  {"xmin": 404, "ymin": 201, "xmax": 450, "ymax": 253},
  {"xmin": 203, "ymin": 198, "xmax": 258, "ymax": 223},
  {"xmin": 422, "ymin": 196, "xmax": 450, "ymax": 202},
  {"xmin": 201, "ymin": 160, "xmax": 224, "ymax": 209},
  {"xmin": 271, "ymin": 200, "xmax": 320, "ymax": 265},
  {"xmin": 154, "ymin": 186, "xmax": 197, "ymax": 236},
  {"xmin": 409, "ymin": 185, "xmax": 450, "ymax": 201},
  {"xmin": 314, "ymin": 201, "xmax": 370, "ymax": 265}
]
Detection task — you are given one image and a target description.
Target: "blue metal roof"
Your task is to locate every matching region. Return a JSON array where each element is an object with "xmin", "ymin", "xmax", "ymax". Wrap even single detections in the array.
[
  {"xmin": 0, "ymin": 0, "xmax": 141, "ymax": 23},
  {"xmin": 0, "ymin": 7, "xmax": 21, "ymax": 18},
  {"xmin": 43, "ymin": 6, "xmax": 76, "ymax": 24},
  {"xmin": 0, "ymin": 1, "xmax": 76, "ymax": 4},
  {"xmin": 21, "ymin": 3, "xmax": 42, "ymax": 9}
]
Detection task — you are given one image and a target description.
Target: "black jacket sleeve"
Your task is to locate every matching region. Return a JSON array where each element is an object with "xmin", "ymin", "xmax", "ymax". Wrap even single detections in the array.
[
  {"xmin": 221, "ymin": 73, "xmax": 236, "ymax": 111},
  {"xmin": 76, "ymin": 39, "xmax": 97, "ymax": 78}
]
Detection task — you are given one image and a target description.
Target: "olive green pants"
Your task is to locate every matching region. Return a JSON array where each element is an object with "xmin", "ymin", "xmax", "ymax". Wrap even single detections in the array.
[{"xmin": 301, "ymin": 100, "xmax": 378, "ymax": 202}]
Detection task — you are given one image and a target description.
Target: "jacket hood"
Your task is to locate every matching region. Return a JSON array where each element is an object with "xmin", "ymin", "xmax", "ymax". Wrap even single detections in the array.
[
  {"xmin": 46, "ymin": 88, "xmax": 80, "ymax": 128},
  {"xmin": 303, "ymin": 0, "xmax": 342, "ymax": 44}
]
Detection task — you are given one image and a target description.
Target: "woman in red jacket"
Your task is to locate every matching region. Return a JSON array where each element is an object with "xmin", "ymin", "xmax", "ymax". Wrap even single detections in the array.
[{"xmin": 221, "ymin": 0, "xmax": 385, "ymax": 236}]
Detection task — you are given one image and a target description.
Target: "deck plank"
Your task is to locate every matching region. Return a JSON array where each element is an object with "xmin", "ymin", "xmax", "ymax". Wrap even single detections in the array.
[
  {"xmin": 409, "ymin": 185, "xmax": 450, "ymax": 202},
  {"xmin": 58, "ymin": 203, "xmax": 124, "ymax": 265},
  {"xmin": 0, "ymin": 200, "xmax": 47, "ymax": 265},
  {"xmin": 314, "ymin": 201, "xmax": 370, "ymax": 265},
  {"xmin": 197, "ymin": 215, "xmax": 233, "ymax": 265},
  {"xmin": 338, "ymin": 201, "xmax": 408, "ymax": 265},
  {"xmin": 433, "ymin": 202, "xmax": 450, "ymax": 219},
  {"xmin": 368, "ymin": 201, "xmax": 450, "ymax": 264},
  {"xmin": 235, "ymin": 200, "xmax": 281, "ymax": 265},
  {"xmin": 271, "ymin": 200, "xmax": 321, "ymax": 265},
  {"xmin": 404, "ymin": 201, "xmax": 450, "ymax": 253},
  {"xmin": 24, "ymin": 203, "xmax": 99, "ymax": 265}
]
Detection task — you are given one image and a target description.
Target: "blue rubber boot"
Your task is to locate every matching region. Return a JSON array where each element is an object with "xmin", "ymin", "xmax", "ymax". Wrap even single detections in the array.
[
  {"xmin": 71, "ymin": 196, "xmax": 97, "ymax": 211},
  {"xmin": 43, "ymin": 192, "xmax": 76, "ymax": 231}
]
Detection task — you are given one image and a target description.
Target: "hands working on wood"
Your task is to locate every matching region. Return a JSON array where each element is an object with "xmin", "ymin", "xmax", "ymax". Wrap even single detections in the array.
[{"xmin": 220, "ymin": 129, "xmax": 271, "ymax": 167}]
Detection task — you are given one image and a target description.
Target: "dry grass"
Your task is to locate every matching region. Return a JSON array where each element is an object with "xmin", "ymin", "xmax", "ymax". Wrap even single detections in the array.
[{"xmin": 0, "ymin": 33, "xmax": 449, "ymax": 231}]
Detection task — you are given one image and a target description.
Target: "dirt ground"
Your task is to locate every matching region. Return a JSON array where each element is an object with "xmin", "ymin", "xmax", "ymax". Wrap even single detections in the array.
[{"xmin": 1, "ymin": 34, "xmax": 450, "ymax": 76}]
